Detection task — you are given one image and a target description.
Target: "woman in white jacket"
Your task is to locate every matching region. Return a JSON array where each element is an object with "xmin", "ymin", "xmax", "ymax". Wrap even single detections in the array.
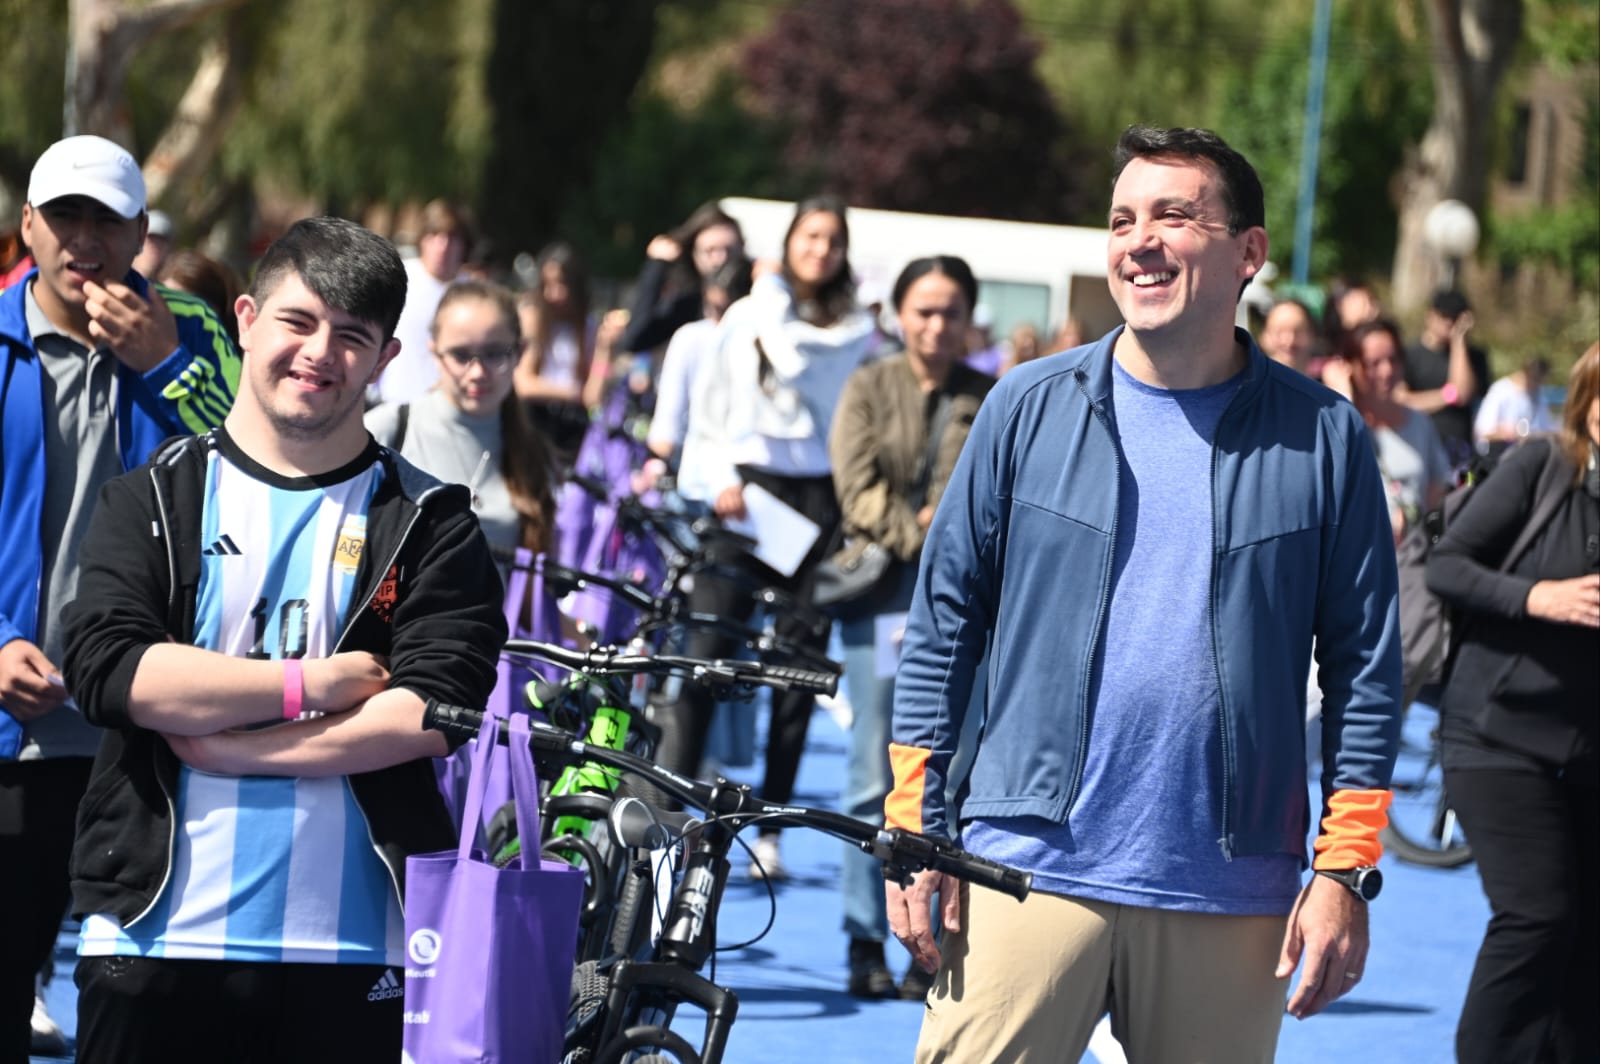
[{"xmin": 666, "ymin": 195, "xmax": 877, "ymax": 880}]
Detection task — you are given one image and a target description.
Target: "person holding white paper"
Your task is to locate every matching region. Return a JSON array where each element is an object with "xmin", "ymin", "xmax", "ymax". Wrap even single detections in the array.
[
  {"xmin": 826, "ymin": 256, "xmax": 994, "ymax": 999},
  {"xmin": 665, "ymin": 194, "xmax": 876, "ymax": 880}
]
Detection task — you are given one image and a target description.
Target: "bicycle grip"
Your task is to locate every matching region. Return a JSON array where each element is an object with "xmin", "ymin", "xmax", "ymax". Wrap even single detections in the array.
[
  {"xmin": 933, "ymin": 852, "xmax": 1032, "ymax": 902},
  {"xmin": 759, "ymin": 664, "xmax": 839, "ymax": 697},
  {"xmin": 422, "ymin": 699, "xmax": 484, "ymax": 746}
]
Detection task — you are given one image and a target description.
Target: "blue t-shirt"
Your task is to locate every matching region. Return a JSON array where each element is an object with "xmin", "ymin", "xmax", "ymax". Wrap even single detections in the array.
[{"xmin": 963, "ymin": 359, "xmax": 1302, "ymax": 915}]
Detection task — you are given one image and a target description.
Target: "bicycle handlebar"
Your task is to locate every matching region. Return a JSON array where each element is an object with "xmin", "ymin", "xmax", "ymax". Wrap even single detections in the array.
[
  {"xmin": 421, "ymin": 700, "xmax": 1030, "ymax": 902},
  {"xmin": 501, "ymin": 639, "xmax": 839, "ymax": 697}
]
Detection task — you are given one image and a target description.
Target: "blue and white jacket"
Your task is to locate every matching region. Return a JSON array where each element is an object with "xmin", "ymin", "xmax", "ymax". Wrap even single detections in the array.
[
  {"xmin": 0, "ymin": 269, "xmax": 240, "ymax": 758},
  {"xmin": 886, "ymin": 328, "xmax": 1403, "ymax": 867}
]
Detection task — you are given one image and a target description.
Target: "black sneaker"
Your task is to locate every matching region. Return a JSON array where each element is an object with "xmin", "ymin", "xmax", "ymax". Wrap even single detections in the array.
[
  {"xmin": 847, "ymin": 938, "xmax": 897, "ymax": 999},
  {"xmin": 899, "ymin": 963, "xmax": 935, "ymax": 1001}
]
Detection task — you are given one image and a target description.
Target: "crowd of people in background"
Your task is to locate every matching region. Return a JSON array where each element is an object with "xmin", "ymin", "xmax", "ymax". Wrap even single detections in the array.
[{"xmin": 1, "ymin": 124, "xmax": 1593, "ymax": 1064}]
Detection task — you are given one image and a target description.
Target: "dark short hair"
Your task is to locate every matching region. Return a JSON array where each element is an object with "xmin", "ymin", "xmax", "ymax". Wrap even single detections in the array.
[
  {"xmin": 250, "ymin": 217, "xmax": 408, "ymax": 340},
  {"xmin": 1112, "ymin": 126, "xmax": 1265, "ymax": 235},
  {"xmin": 891, "ymin": 255, "xmax": 979, "ymax": 315},
  {"xmin": 1429, "ymin": 289, "xmax": 1471, "ymax": 321}
]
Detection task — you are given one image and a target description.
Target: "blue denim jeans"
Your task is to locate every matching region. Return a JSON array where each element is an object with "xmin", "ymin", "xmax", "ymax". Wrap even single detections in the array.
[{"xmin": 840, "ymin": 613, "xmax": 896, "ymax": 942}]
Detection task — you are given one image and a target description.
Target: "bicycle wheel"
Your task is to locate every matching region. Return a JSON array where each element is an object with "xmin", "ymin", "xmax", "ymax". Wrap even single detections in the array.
[{"xmin": 1380, "ymin": 702, "xmax": 1472, "ymax": 868}]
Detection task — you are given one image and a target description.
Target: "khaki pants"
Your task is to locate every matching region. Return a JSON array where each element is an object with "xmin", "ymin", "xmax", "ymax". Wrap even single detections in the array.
[{"xmin": 914, "ymin": 883, "xmax": 1288, "ymax": 1064}]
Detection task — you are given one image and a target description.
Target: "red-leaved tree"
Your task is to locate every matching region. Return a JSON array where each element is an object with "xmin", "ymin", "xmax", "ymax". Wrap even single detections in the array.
[{"xmin": 740, "ymin": 0, "xmax": 1089, "ymax": 223}]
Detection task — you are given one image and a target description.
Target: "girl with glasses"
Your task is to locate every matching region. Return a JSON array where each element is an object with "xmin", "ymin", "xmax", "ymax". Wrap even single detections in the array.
[{"xmin": 367, "ymin": 280, "xmax": 558, "ymax": 573}]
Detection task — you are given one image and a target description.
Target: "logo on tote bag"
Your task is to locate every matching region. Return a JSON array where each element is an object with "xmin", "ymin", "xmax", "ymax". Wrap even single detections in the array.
[{"xmin": 408, "ymin": 927, "xmax": 442, "ymax": 972}]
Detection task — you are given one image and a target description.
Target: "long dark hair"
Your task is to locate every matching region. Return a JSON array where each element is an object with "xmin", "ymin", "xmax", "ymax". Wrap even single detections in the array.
[
  {"xmin": 666, "ymin": 201, "xmax": 744, "ymax": 295},
  {"xmin": 526, "ymin": 242, "xmax": 592, "ymax": 385},
  {"xmin": 780, "ymin": 194, "xmax": 856, "ymax": 327},
  {"xmin": 433, "ymin": 281, "xmax": 558, "ymax": 555}
]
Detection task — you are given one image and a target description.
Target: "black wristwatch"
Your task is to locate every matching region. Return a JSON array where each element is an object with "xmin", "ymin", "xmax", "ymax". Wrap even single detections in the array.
[{"xmin": 1315, "ymin": 866, "xmax": 1383, "ymax": 901}]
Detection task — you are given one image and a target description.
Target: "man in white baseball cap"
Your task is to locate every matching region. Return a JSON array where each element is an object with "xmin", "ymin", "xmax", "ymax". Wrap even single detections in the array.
[
  {"xmin": 0, "ymin": 133, "xmax": 239, "ymax": 1060},
  {"xmin": 133, "ymin": 208, "xmax": 175, "ymax": 279}
]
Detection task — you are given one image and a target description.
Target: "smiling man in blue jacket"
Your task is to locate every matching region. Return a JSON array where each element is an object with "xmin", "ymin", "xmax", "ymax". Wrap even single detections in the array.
[
  {"xmin": 0, "ymin": 134, "xmax": 239, "ymax": 1060},
  {"xmin": 884, "ymin": 126, "xmax": 1402, "ymax": 1062}
]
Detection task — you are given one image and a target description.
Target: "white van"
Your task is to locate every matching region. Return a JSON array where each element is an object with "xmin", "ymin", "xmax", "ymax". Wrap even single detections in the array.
[{"xmin": 719, "ymin": 197, "xmax": 1121, "ymax": 347}]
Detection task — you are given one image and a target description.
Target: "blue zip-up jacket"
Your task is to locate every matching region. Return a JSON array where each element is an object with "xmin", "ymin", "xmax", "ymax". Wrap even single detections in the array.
[
  {"xmin": 887, "ymin": 328, "xmax": 1403, "ymax": 865},
  {"xmin": 0, "ymin": 269, "xmax": 240, "ymax": 758}
]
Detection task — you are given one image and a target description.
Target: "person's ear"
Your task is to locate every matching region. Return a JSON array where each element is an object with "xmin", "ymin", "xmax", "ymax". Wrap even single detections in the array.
[
  {"xmin": 370, "ymin": 337, "xmax": 403, "ymax": 382},
  {"xmin": 234, "ymin": 294, "xmax": 259, "ymax": 338},
  {"xmin": 1239, "ymin": 226, "xmax": 1269, "ymax": 282}
]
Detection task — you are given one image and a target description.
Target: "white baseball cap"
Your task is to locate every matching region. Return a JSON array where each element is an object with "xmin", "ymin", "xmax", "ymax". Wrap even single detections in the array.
[{"xmin": 27, "ymin": 135, "xmax": 146, "ymax": 220}]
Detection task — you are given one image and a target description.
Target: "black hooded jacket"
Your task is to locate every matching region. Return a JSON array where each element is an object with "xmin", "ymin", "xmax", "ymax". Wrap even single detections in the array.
[{"xmin": 62, "ymin": 429, "xmax": 507, "ymax": 925}]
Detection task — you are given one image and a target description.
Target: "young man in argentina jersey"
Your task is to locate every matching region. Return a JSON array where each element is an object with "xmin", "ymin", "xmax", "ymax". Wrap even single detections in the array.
[{"xmin": 61, "ymin": 216, "xmax": 507, "ymax": 1063}]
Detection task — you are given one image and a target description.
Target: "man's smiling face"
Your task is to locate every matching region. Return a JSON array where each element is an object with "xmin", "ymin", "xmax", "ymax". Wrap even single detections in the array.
[
  {"xmin": 235, "ymin": 271, "xmax": 398, "ymax": 442},
  {"xmin": 1106, "ymin": 156, "xmax": 1263, "ymax": 342}
]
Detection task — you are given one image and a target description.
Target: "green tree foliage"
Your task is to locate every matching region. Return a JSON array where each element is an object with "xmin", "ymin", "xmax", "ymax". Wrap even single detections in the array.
[
  {"xmin": 558, "ymin": 74, "xmax": 797, "ymax": 278},
  {"xmin": 739, "ymin": 0, "xmax": 1089, "ymax": 223},
  {"xmin": 1017, "ymin": 0, "xmax": 1265, "ymax": 206},
  {"xmin": 1215, "ymin": 0, "xmax": 1434, "ymax": 280},
  {"xmin": 0, "ymin": 0, "xmax": 69, "ymax": 200},
  {"xmin": 220, "ymin": 0, "xmax": 489, "ymax": 210}
]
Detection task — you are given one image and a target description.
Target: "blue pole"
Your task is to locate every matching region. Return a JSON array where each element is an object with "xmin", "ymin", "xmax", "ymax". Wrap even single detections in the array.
[{"xmin": 1291, "ymin": 0, "xmax": 1332, "ymax": 286}]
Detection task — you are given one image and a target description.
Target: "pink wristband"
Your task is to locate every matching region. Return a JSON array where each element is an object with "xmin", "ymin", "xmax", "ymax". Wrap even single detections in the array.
[
  {"xmin": 283, "ymin": 658, "xmax": 304, "ymax": 720},
  {"xmin": 1440, "ymin": 382, "xmax": 1459, "ymax": 405}
]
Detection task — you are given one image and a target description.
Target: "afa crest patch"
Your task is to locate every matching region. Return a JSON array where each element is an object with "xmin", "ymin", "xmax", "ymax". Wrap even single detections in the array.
[{"xmin": 334, "ymin": 514, "xmax": 367, "ymax": 575}]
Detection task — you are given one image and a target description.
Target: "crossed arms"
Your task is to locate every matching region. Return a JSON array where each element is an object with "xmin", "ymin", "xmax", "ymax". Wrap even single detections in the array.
[{"xmin": 62, "ymin": 470, "xmax": 505, "ymax": 778}]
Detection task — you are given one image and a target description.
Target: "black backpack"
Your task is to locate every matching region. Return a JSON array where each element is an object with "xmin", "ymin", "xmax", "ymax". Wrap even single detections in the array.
[{"xmin": 1396, "ymin": 437, "xmax": 1569, "ymax": 706}]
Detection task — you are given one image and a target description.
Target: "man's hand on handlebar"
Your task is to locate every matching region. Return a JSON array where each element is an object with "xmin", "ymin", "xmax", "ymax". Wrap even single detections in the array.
[{"xmin": 887, "ymin": 868, "xmax": 960, "ymax": 975}]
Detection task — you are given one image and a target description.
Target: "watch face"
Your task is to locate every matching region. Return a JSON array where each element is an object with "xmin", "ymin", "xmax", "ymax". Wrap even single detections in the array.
[{"xmin": 1355, "ymin": 867, "xmax": 1383, "ymax": 901}]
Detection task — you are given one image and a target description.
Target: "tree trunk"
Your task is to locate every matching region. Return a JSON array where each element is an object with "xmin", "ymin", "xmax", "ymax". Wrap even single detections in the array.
[
  {"xmin": 65, "ymin": 0, "xmax": 246, "ymax": 147},
  {"xmin": 142, "ymin": 15, "xmax": 247, "ymax": 209},
  {"xmin": 1389, "ymin": 0, "xmax": 1523, "ymax": 315}
]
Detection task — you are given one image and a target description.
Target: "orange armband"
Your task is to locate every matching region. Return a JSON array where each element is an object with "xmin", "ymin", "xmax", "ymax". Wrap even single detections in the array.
[
  {"xmin": 1312, "ymin": 788, "xmax": 1392, "ymax": 869},
  {"xmin": 885, "ymin": 743, "xmax": 931, "ymax": 834}
]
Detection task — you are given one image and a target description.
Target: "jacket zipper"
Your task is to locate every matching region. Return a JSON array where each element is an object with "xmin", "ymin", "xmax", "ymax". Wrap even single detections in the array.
[
  {"xmin": 1210, "ymin": 383, "xmax": 1253, "ymax": 862},
  {"xmin": 127, "ymin": 462, "xmax": 183, "ymax": 927},
  {"xmin": 1068, "ymin": 371, "xmax": 1119, "ymax": 814},
  {"xmin": 136, "ymin": 449, "xmax": 445, "ymax": 922},
  {"xmin": 331, "ymin": 485, "xmax": 442, "ymax": 914}
]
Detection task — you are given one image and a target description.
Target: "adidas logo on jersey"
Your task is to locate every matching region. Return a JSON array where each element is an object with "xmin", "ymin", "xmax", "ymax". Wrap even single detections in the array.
[
  {"xmin": 368, "ymin": 968, "xmax": 404, "ymax": 1001},
  {"xmin": 202, "ymin": 534, "xmax": 242, "ymax": 556}
]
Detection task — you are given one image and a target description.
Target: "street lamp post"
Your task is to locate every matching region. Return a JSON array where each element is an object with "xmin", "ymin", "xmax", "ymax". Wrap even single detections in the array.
[{"xmin": 1423, "ymin": 199, "xmax": 1480, "ymax": 292}]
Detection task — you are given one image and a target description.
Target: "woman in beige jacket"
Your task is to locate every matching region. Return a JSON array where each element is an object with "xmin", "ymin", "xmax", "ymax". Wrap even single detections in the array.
[{"xmin": 828, "ymin": 256, "xmax": 995, "ymax": 999}]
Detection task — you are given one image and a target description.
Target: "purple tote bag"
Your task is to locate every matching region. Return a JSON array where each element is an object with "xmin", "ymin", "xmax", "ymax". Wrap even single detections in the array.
[
  {"xmin": 403, "ymin": 711, "xmax": 585, "ymax": 1064},
  {"xmin": 435, "ymin": 548, "xmax": 567, "ymax": 837}
]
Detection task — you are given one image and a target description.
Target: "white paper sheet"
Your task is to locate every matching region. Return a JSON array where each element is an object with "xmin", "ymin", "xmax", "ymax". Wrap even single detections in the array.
[{"xmin": 723, "ymin": 481, "xmax": 821, "ymax": 578}]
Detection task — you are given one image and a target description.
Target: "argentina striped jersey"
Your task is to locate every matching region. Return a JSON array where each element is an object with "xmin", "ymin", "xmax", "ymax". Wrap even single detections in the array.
[{"xmin": 80, "ymin": 439, "xmax": 403, "ymax": 965}]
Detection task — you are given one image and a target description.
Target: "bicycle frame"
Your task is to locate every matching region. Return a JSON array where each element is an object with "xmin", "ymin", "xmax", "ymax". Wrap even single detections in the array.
[{"xmin": 423, "ymin": 693, "xmax": 1029, "ymax": 1064}]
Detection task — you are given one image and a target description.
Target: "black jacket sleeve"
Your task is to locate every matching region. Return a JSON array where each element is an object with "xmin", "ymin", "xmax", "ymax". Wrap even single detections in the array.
[
  {"xmin": 620, "ymin": 257, "xmax": 702, "ymax": 353},
  {"xmin": 385, "ymin": 496, "xmax": 508, "ymax": 716},
  {"xmin": 61, "ymin": 471, "xmax": 173, "ymax": 729}
]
